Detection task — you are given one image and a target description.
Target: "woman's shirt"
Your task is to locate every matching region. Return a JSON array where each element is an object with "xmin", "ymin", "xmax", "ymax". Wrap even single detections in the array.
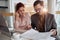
[{"xmin": 14, "ymin": 13, "xmax": 31, "ymax": 30}]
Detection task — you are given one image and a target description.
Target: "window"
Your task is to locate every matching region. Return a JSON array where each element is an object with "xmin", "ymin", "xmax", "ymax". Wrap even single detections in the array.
[{"xmin": 57, "ymin": 0, "xmax": 60, "ymax": 11}]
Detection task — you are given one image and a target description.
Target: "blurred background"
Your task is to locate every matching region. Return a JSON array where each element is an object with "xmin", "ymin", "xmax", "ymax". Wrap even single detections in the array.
[{"xmin": 0, "ymin": 0, "xmax": 60, "ymax": 38}]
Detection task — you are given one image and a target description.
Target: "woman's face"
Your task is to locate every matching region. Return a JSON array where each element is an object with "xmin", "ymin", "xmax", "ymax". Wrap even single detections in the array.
[{"xmin": 18, "ymin": 7, "xmax": 25, "ymax": 15}]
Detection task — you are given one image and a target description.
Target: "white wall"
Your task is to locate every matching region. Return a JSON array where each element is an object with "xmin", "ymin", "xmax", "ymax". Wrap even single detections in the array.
[
  {"xmin": 8, "ymin": 0, "xmax": 25, "ymax": 13},
  {"xmin": 0, "ymin": 1, "xmax": 6, "ymax": 6},
  {"xmin": 48, "ymin": 0, "xmax": 56, "ymax": 14},
  {"xmin": 0, "ymin": 1, "xmax": 8, "ymax": 12},
  {"xmin": 8, "ymin": 0, "xmax": 36, "ymax": 13}
]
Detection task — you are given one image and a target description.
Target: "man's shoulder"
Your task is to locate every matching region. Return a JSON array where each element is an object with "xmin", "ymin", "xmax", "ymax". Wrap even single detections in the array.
[
  {"xmin": 48, "ymin": 13, "xmax": 54, "ymax": 17},
  {"xmin": 31, "ymin": 13, "xmax": 37, "ymax": 17}
]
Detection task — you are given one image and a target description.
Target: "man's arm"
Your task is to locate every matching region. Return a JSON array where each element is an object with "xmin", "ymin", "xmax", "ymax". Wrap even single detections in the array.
[
  {"xmin": 50, "ymin": 15, "xmax": 57, "ymax": 36},
  {"xmin": 31, "ymin": 16, "xmax": 36, "ymax": 29},
  {"xmin": 51, "ymin": 15, "xmax": 57, "ymax": 29}
]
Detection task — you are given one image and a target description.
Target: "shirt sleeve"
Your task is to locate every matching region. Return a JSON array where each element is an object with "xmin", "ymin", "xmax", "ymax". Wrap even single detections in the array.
[
  {"xmin": 31, "ymin": 15, "xmax": 36, "ymax": 29},
  {"xmin": 26, "ymin": 13, "xmax": 31, "ymax": 25},
  {"xmin": 14, "ymin": 20, "xmax": 19, "ymax": 29},
  {"xmin": 51, "ymin": 15, "xmax": 57, "ymax": 29}
]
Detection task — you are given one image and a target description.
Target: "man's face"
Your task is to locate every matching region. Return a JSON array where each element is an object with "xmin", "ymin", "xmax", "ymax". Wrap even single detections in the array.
[{"xmin": 34, "ymin": 4, "xmax": 43, "ymax": 13}]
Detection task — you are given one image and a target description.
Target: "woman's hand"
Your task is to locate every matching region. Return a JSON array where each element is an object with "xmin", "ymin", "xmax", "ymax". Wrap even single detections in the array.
[
  {"xmin": 25, "ymin": 25, "xmax": 32, "ymax": 30},
  {"xmin": 27, "ymin": 25, "xmax": 32, "ymax": 29}
]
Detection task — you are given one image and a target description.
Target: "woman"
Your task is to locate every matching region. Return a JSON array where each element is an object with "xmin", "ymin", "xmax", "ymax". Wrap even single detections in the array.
[{"xmin": 14, "ymin": 2, "xmax": 31, "ymax": 31}]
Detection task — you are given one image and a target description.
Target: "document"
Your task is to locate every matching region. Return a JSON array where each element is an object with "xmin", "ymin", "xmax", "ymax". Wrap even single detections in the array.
[{"xmin": 21, "ymin": 29, "xmax": 55, "ymax": 40}]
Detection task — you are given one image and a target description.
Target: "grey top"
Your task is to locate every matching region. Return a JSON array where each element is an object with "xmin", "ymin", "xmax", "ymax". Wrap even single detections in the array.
[
  {"xmin": 0, "ymin": 14, "xmax": 7, "ymax": 26},
  {"xmin": 31, "ymin": 13, "xmax": 57, "ymax": 32}
]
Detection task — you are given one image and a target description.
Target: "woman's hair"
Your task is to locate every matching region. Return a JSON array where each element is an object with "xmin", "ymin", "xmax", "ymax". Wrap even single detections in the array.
[
  {"xmin": 15, "ymin": 2, "xmax": 25, "ymax": 12},
  {"xmin": 33, "ymin": 0, "xmax": 44, "ymax": 7}
]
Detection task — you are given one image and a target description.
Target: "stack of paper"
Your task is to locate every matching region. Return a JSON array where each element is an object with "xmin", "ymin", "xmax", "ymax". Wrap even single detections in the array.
[{"xmin": 21, "ymin": 29, "xmax": 55, "ymax": 40}]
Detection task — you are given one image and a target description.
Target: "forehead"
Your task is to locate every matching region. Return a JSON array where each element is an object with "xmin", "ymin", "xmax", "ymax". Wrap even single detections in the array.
[
  {"xmin": 19, "ymin": 7, "xmax": 25, "ymax": 10},
  {"xmin": 34, "ymin": 4, "xmax": 42, "ymax": 8}
]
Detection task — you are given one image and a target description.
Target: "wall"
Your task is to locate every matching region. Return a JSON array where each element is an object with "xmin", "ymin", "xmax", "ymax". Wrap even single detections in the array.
[
  {"xmin": 8, "ymin": 0, "xmax": 36, "ymax": 13},
  {"xmin": 0, "ymin": 1, "xmax": 6, "ymax": 6}
]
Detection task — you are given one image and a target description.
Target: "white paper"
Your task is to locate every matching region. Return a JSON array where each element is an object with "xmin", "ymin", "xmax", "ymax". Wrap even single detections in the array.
[
  {"xmin": 21, "ymin": 29, "xmax": 55, "ymax": 40},
  {"xmin": 21, "ymin": 29, "xmax": 39, "ymax": 39}
]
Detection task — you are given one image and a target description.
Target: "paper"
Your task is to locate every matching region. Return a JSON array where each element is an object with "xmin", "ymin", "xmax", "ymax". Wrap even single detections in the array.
[
  {"xmin": 21, "ymin": 29, "xmax": 39, "ymax": 39},
  {"xmin": 21, "ymin": 29, "xmax": 55, "ymax": 40}
]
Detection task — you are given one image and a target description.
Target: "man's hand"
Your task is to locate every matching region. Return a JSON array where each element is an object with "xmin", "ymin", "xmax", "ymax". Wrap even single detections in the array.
[{"xmin": 50, "ymin": 29, "xmax": 57, "ymax": 36}]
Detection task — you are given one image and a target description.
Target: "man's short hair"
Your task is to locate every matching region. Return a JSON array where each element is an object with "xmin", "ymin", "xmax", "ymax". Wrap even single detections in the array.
[{"xmin": 33, "ymin": 0, "xmax": 44, "ymax": 7}]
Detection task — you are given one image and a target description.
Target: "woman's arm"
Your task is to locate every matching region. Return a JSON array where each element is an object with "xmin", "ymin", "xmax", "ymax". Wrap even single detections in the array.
[
  {"xmin": 14, "ymin": 13, "xmax": 20, "ymax": 30},
  {"xmin": 26, "ymin": 13, "xmax": 32, "ymax": 30}
]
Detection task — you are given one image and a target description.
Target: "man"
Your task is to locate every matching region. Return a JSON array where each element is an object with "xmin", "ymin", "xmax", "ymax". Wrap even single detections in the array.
[
  {"xmin": 0, "ymin": 14, "xmax": 11, "ymax": 40},
  {"xmin": 31, "ymin": 0, "xmax": 57, "ymax": 36},
  {"xmin": 0, "ymin": 13, "xmax": 9, "ymax": 33}
]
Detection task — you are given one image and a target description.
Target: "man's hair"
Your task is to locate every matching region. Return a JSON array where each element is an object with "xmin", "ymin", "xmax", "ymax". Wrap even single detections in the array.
[
  {"xmin": 33, "ymin": 0, "xmax": 44, "ymax": 7},
  {"xmin": 15, "ymin": 2, "xmax": 24, "ymax": 12}
]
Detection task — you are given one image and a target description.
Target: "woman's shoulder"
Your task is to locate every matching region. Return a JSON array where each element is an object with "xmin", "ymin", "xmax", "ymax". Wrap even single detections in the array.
[{"xmin": 25, "ymin": 12, "xmax": 31, "ymax": 16}]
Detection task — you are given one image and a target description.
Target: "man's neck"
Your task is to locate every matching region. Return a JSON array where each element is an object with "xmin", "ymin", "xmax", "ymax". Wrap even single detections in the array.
[{"xmin": 38, "ymin": 13, "xmax": 44, "ymax": 16}]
